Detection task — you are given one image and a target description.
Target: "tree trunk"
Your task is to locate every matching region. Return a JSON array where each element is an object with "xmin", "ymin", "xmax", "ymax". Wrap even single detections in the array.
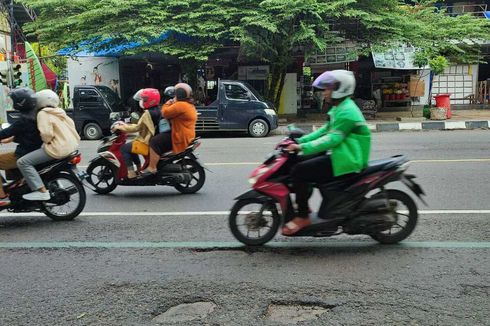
[{"xmin": 266, "ymin": 64, "xmax": 287, "ymax": 111}]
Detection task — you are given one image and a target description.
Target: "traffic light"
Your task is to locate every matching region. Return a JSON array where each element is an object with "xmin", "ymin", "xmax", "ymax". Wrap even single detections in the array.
[
  {"xmin": 12, "ymin": 64, "xmax": 22, "ymax": 88},
  {"xmin": 0, "ymin": 69, "xmax": 7, "ymax": 86}
]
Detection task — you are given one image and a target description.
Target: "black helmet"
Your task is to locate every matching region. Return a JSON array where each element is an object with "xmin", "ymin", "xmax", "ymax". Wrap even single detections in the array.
[
  {"xmin": 163, "ymin": 86, "xmax": 175, "ymax": 99},
  {"xmin": 9, "ymin": 87, "xmax": 36, "ymax": 113}
]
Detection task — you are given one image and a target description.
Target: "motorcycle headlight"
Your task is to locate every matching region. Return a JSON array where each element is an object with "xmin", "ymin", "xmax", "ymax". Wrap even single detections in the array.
[
  {"xmin": 110, "ymin": 112, "xmax": 121, "ymax": 121},
  {"xmin": 248, "ymin": 166, "xmax": 272, "ymax": 185}
]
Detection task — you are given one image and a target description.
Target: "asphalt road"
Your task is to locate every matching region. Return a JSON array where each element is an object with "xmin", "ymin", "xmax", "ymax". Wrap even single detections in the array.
[{"xmin": 0, "ymin": 130, "xmax": 489, "ymax": 325}]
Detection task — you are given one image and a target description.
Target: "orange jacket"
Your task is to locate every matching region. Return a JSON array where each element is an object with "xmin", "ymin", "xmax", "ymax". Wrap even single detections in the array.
[{"xmin": 162, "ymin": 100, "xmax": 197, "ymax": 154}]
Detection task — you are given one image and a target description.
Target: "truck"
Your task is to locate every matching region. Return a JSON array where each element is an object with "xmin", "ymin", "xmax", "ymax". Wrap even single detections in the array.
[
  {"xmin": 6, "ymin": 81, "xmax": 278, "ymax": 139},
  {"xmin": 6, "ymin": 85, "xmax": 129, "ymax": 140},
  {"xmin": 196, "ymin": 80, "xmax": 278, "ymax": 137}
]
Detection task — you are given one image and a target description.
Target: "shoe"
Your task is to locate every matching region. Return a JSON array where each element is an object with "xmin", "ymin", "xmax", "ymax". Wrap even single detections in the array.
[
  {"xmin": 140, "ymin": 168, "xmax": 157, "ymax": 178},
  {"xmin": 281, "ymin": 217, "xmax": 312, "ymax": 236},
  {"xmin": 23, "ymin": 191, "xmax": 51, "ymax": 201},
  {"xmin": 0, "ymin": 196, "xmax": 10, "ymax": 206},
  {"xmin": 126, "ymin": 170, "xmax": 138, "ymax": 179}
]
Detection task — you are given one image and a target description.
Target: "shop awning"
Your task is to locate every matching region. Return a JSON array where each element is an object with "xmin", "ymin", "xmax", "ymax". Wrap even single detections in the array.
[{"xmin": 57, "ymin": 31, "xmax": 191, "ymax": 57}]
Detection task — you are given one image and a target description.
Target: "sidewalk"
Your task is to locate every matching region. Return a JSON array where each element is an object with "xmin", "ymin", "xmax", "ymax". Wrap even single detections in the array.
[{"xmin": 274, "ymin": 109, "xmax": 490, "ymax": 134}]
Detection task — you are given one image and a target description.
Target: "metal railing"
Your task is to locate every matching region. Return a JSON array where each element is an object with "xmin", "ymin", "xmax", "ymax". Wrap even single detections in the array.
[{"xmin": 441, "ymin": 4, "xmax": 488, "ymax": 17}]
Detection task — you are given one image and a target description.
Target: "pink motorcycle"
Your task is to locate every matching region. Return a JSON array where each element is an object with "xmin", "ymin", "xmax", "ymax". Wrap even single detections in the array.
[{"xmin": 229, "ymin": 128, "xmax": 425, "ymax": 246}]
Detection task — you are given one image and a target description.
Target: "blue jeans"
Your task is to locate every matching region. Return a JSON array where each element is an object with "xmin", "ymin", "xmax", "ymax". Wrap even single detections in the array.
[{"xmin": 121, "ymin": 142, "xmax": 141, "ymax": 171}]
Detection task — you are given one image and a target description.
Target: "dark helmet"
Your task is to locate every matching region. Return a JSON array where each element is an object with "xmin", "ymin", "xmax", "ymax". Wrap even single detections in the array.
[
  {"xmin": 9, "ymin": 87, "xmax": 36, "ymax": 113},
  {"xmin": 163, "ymin": 86, "xmax": 175, "ymax": 99}
]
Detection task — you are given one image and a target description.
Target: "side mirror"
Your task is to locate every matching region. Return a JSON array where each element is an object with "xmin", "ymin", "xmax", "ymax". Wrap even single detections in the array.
[{"xmin": 130, "ymin": 112, "xmax": 140, "ymax": 124}]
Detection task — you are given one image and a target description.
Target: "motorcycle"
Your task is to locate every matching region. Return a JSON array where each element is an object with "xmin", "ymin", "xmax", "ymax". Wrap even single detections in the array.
[
  {"xmin": 1, "ymin": 151, "xmax": 87, "ymax": 221},
  {"xmin": 85, "ymin": 129, "xmax": 206, "ymax": 195},
  {"xmin": 229, "ymin": 128, "xmax": 426, "ymax": 246}
]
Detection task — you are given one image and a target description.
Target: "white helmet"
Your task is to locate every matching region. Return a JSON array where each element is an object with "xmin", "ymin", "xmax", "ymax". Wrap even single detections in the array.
[
  {"xmin": 312, "ymin": 69, "xmax": 356, "ymax": 99},
  {"xmin": 33, "ymin": 89, "xmax": 60, "ymax": 109}
]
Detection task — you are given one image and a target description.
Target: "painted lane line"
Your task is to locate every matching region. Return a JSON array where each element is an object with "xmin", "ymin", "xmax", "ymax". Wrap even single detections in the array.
[
  {"xmin": 0, "ymin": 241, "xmax": 489, "ymax": 250},
  {"xmin": 77, "ymin": 158, "xmax": 490, "ymax": 169},
  {"xmin": 0, "ymin": 210, "xmax": 489, "ymax": 218}
]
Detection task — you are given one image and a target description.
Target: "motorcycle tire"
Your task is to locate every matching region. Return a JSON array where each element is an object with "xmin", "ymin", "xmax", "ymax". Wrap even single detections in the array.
[
  {"xmin": 86, "ymin": 159, "xmax": 118, "ymax": 194},
  {"xmin": 369, "ymin": 189, "xmax": 418, "ymax": 244},
  {"xmin": 43, "ymin": 173, "xmax": 86, "ymax": 221},
  {"xmin": 174, "ymin": 158, "xmax": 205, "ymax": 194},
  {"xmin": 229, "ymin": 198, "xmax": 280, "ymax": 246}
]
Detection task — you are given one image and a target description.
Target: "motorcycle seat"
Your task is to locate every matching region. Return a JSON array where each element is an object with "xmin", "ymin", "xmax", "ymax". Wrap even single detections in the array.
[
  {"xmin": 315, "ymin": 155, "xmax": 408, "ymax": 190},
  {"xmin": 362, "ymin": 155, "xmax": 408, "ymax": 175},
  {"xmin": 160, "ymin": 137, "xmax": 201, "ymax": 160}
]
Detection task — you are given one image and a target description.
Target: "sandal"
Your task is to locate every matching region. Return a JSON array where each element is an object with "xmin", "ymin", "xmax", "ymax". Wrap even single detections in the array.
[{"xmin": 281, "ymin": 217, "xmax": 311, "ymax": 236}]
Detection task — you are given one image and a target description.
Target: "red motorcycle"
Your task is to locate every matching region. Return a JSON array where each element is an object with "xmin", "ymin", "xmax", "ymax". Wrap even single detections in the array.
[
  {"xmin": 85, "ymin": 130, "xmax": 205, "ymax": 195},
  {"xmin": 229, "ymin": 128, "xmax": 425, "ymax": 246}
]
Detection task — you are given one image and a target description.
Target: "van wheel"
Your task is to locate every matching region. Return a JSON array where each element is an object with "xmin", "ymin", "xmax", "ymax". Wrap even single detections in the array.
[
  {"xmin": 83, "ymin": 123, "xmax": 103, "ymax": 140},
  {"xmin": 248, "ymin": 119, "xmax": 269, "ymax": 137}
]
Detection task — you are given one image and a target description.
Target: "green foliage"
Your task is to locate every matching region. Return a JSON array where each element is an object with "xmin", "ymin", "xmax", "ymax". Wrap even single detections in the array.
[{"xmin": 19, "ymin": 0, "xmax": 490, "ymax": 107}]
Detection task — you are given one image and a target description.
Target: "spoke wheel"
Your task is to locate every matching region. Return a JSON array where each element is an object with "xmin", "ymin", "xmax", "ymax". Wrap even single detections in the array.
[
  {"xmin": 370, "ymin": 189, "xmax": 418, "ymax": 244},
  {"xmin": 43, "ymin": 173, "xmax": 86, "ymax": 221},
  {"xmin": 174, "ymin": 158, "xmax": 205, "ymax": 194},
  {"xmin": 86, "ymin": 160, "xmax": 118, "ymax": 194},
  {"xmin": 229, "ymin": 199, "xmax": 280, "ymax": 246}
]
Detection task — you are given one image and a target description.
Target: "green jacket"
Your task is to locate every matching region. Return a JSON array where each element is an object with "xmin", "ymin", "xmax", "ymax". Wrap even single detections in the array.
[{"xmin": 298, "ymin": 98, "xmax": 371, "ymax": 176}]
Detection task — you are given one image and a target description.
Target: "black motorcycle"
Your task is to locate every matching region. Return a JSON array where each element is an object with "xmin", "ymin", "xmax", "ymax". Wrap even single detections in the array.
[
  {"xmin": 85, "ymin": 131, "xmax": 206, "ymax": 195},
  {"xmin": 1, "ymin": 152, "xmax": 87, "ymax": 221},
  {"xmin": 229, "ymin": 129, "xmax": 426, "ymax": 246}
]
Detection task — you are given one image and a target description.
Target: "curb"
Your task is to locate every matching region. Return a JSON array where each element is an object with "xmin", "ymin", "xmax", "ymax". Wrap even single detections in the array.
[{"xmin": 273, "ymin": 120, "xmax": 490, "ymax": 135}]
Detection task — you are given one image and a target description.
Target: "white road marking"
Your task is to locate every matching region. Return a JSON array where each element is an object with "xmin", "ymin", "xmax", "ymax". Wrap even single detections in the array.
[
  {"xmin": 0, "ymin": 210, "xmax": 489, "ymax": 218},
  {"xmin": 78, "ymin": 158, "xmax": 490, "ymax": 169}
]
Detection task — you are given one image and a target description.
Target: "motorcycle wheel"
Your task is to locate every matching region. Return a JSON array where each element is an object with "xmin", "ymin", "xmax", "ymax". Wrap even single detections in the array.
[
  {"xmin": 43, "ymin": 173, "xmax": 86, "ymax": 221},
  {"xmin": 369, "ymin": 189, "xmax": 418, "ymax": 244},
  {"xmin": 229, "ymin": 198, "xmax": 280, "ymax": 246},
  {"xmin": 174, "ymin": 158, "xmax": 205, "ymax": 194},
  {"xmin": 86, "ymin": 159, "xmax": 118, "ymax": 194}
]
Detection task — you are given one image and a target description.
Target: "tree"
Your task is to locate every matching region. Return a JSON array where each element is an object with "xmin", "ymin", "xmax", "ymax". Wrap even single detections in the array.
[
  {"xmin": 400, "ymin": 0, "xmax": 490, "ymax": 106},
  {"xmin": 20, "ymin": 0, "xmax": 489, "ymax": 109}
]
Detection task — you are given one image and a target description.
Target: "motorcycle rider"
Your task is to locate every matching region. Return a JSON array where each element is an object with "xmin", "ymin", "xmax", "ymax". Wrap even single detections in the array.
[
  {"xmin": 144, "ymin": 83, "xmax": 197, "ymax": 175},
  {"xmin": 0, "ymin": 88, "xmax": 43, "ymax": 206},
  {"xmin": 112, "ymin": 88, "xmax": 161, "ymax": 179},
  {"xmin": 143, "ymin": 86, "xmax": 175, "ymax": 176},
  {"xmin": 17, "ymin": 89, "xmax": 80, "ymax": 201},
  {"xmin": 284, "ymin": 70, "xmax": 371, "ymax": 235}
]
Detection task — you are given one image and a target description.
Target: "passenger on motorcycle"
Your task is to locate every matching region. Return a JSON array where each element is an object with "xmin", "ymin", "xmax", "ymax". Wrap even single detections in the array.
[
  {"xmin": 283, "ymin": 70, "xmax": 371, "ymax": 235},
  {"xmin": 142, "ymin": 86, "xmax": 175, "ymax": 176},
  {"xmin": 17, "ymin": 89, "xmax": 80, "ymax": 201},
  {"xmin": 112, "ymin": 88, "xmax": 161, "ymax": 179},
  {"xmin": 145, "ymin": 83, "xmax": 197, "ymax": 174},
  {"xmin": 0, "ymin": 88, "xmax": 43, "ymax": 206}
]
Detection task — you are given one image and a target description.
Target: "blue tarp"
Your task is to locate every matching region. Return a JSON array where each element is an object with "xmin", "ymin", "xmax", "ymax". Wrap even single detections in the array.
[
  {"xmin": 484, "ymin": 11, "xmax": 490, "ymax": 19},
  {"xmin": 57, "ymin": 31, "xmax": 191, "ymax": 57}
]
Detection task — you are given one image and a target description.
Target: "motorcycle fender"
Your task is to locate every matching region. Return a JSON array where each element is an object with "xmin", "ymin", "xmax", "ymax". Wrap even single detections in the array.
[
  {"xmin": 401, "ymin": 174, "xmax": 427, "ymax": 205},
  {"xmin": 234, "ymin": 189, "xmax": 270, "ymax": 201},
  {"xmin": 187, "ymin": 153, "xmax": 211, "ymax": 172},
  {"xmin": 91, "ymin": 151, "xmax": 120, "ymax": 168}
]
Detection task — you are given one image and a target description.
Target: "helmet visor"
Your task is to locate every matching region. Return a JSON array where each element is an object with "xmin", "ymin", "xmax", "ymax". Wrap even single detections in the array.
[{"xmin": 312, "ymin": 71, "xmax": 336, "ymax": 90}]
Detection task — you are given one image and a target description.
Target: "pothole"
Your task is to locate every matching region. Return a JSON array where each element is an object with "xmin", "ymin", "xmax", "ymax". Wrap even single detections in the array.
[
  {"xmin": 264, "ymin": 302, "xmax": 334, "ymax": 324},
  {"xmin": 153, "ymin": 301, "xmax": 217, "ymax": 323}
]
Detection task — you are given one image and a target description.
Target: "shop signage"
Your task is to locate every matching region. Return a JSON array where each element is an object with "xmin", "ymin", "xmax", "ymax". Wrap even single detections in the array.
[
  {"xmin": 372, "ymin": 45, "xmax": 426, "ymax": 70},
  {"xmin": 238, "ymin": 65, "xmax": 270, "ymax": 80}
]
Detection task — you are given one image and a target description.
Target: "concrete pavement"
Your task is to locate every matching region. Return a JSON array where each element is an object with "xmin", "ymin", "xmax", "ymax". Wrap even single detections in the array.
[
  {"xmin": 275, "ymin": 109, "xmax": 490, "ymax": 133},
  {"xmin": 0, "ymin": 132, "xmax": 489, "ymax": 325}
]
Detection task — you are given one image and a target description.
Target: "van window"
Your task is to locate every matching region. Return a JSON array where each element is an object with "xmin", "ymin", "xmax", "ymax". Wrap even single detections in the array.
[
  {"xmin": 79, "ymin": 89, "xmax": 100, "ymax": 103},
  {"xmin": 224, "ymin": 84, "xmax": 250, "ymax": 101}
]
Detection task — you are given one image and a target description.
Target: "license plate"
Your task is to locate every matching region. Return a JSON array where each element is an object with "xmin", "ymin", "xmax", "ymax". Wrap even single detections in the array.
[{"xmin": 72, "ymin": 167, "xmax": 88, "ymax": 180}]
